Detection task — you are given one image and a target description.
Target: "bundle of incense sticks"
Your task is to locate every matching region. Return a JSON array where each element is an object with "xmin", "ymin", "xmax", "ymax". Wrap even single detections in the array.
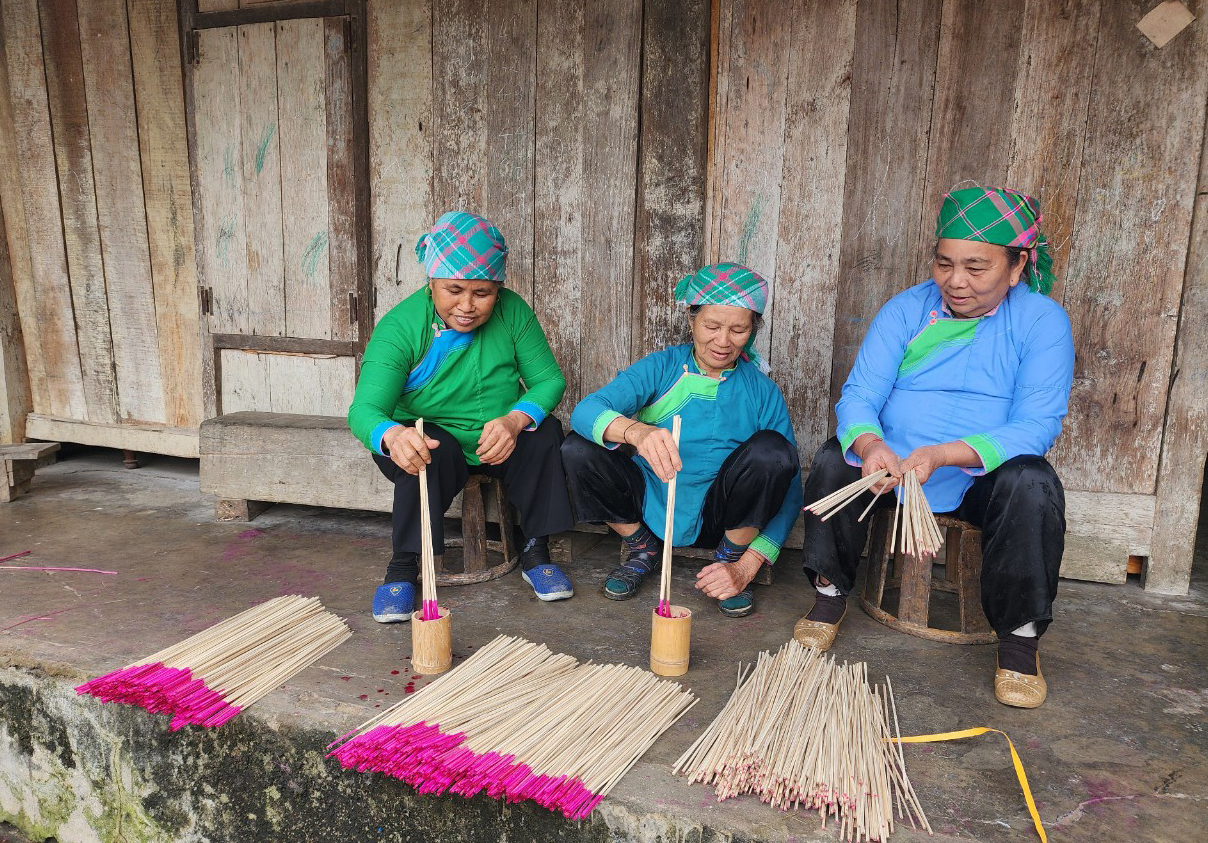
[
  {"xmin": 673, "ymin": 641, "xmax": 930, "ymax": 842},
  {"xmin": 805, "ymin": 469, "xmax": 942, "ymax": 559},
  {"xmin": 416, "ymin": 418, "xmax": 440, "ymax": 621},
  {"xmin": 329, "ymin": 635, "xmax": 697, "ymax": 819},
  {"xmin": 76, "ymin": 595, "xmax": 351, "ymax": 730},
  {"xmin": 656, "ymin": 415, "xmax": 683, "ymax": 618}
]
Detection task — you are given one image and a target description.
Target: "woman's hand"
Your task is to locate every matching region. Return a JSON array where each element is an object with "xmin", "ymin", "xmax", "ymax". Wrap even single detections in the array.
[
  {"xmin": 695, "ymin": 550, "xmax": 763, "ymax": 599},
  {"xmin": 898, "ymin": 441, "xmax": 980, "ymax": 485},
  {"xmin": 476, "ymin": 411, "xmax": 528, "ymax": 465},
  {"xmin": 630, "ymin": 423, "xmax": 682, "ymax": 482},
  {"xmin": 855, "ymin": 434, "xmax": 902, "ymax": 493},
  {"xmin": 383, "ymin": 425, "xmax": 441, "ymax": 475}
]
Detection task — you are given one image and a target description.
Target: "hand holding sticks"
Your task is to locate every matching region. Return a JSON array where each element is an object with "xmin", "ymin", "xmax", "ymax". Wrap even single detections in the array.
[
  {"xmin": 804, "ymin": 467, "xmax": 943, "ymax": 559},
  {"xmin": 416, "ymin": 418, "xmax": 439, "ymax": 621},
  {"xmin": 413, "ymin": 418, "xmax": 452, "ymax": 674},
  {"xmin": 656, "ymin": 415, "xmax": 682, "ymax": 618}
]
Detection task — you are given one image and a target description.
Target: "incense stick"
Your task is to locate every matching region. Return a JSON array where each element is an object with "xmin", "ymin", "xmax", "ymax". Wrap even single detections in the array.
[
  {"xmin": 673, "ymin": 640, "xmax": 929, "ymax": 841},
  {"xmin": 416, "ymin": 418, "xmax": 439, "ymax": 621},
  {"xmin": 76, "ymin": 595, "xmax": 351, "ymax": 729},
  {"xmin": 805, "ymin": 471, "xmax": 891, "ymax": 521},
  {"xmin": 329, "ymin": 635, "xmax": 696, "ymax": 819},
  {"xmin": 657, "ymin": 415, "xmax": 683, "ymax": 618}
]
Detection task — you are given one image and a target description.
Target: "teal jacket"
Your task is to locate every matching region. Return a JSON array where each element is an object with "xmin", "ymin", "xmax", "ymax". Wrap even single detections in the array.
[
  {"xmin": 348, "ymin": 286, "xmax": 565, "ymax": 464},
  {"xmin": 570, "ymin": 345, "xmax": 803, "ymax": 562}
]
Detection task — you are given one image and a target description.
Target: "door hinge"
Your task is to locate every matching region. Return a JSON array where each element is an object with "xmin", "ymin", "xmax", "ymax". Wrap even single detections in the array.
[
  {"xmin": 348, "ymin": 292, "xmax": 359, "ymax": 325},
  {"xmin": 186, "ymin": 29, "xmax": 200, "ymax": 66},
  {"xmin": 199, "ymin": 286, "xmax": 213, "ymax": 316}
]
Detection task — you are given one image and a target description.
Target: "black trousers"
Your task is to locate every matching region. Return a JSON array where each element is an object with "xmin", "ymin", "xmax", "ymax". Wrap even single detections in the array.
[
  {"xmin": 560, "ymin": 430, "xmax": 800, "ymax": 550},
  {"xmin": 372, "ymin": 417, "xmax": 576, "ymax": 557},
  {"xmin": 800, "ymin": 437, "xmax": 1065, "ymax": 637}
]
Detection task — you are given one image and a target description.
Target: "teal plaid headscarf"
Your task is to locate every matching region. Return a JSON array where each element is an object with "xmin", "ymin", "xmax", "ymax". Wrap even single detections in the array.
[
  {"xmin": 936, "ymin": 187, "xmax": 1056, "ymax": 294},
  {"xmin": 675, "ymin": 262, "xmax": 769, "ymax": 372},
  {"xmin": 415, "ymin": 211, "xmax": 508, "ymax": 282}
]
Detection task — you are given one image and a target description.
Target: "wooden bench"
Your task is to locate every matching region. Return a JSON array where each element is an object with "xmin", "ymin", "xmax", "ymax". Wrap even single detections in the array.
[{"xmin": 1, "ymin": 442, "xmax": 61, "ymax": 502}]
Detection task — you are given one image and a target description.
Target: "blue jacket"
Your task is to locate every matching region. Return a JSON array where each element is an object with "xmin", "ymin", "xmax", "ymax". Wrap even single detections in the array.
[
  {"xmin": 571, "ymin": 345, "xmax": 804, "ymax": 562},
  {"xmin": 836, "ymin": 280, "xmax": 1075, "ymax": 512}
]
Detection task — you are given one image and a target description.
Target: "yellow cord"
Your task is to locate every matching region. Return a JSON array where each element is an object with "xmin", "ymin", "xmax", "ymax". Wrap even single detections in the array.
[{"xmin": 892, "ymin": 727, "xmax": 1046, "ymax": 842}]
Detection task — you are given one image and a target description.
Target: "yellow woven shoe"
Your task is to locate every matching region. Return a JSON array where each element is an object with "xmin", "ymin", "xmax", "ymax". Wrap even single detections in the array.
[
  {"xmin": 994, "ymin": 653, "xmax": 1047, "ymax": 708},
  {"xmin": 793, "ymin": 603, "xmax": 847, "ymax": 652}
]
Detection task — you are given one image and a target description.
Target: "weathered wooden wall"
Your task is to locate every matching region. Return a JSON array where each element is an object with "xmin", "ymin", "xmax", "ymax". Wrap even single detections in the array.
[
  {"xmin": 368, "ymin": 0, "xmax": 709, "ymax": 412},
  {"xmin": 0, "ymin": 0, "xmax": 202, "ymax": 454},
  {"xmin": 706, "ymin": 0, "xmax": 1208, "ymax": 589}
]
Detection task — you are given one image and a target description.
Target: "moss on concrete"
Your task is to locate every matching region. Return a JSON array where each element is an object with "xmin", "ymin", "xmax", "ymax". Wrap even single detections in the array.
[{"xmin": 0, "ymin": 667, "xmax": 752, "ymax": 843}]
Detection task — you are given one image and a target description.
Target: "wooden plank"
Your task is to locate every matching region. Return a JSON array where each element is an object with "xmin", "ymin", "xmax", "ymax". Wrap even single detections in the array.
[
  {"xmin": 277, "ymin": 17, "xmax": 332, "ymax": 339},
  {"xmin": 1004, "ymin": 0, "xmax": 1101, "ymax": 302},
  {"xmin": 211, "ymin": 333, "xmax": 356, "ymax": 355},
  {"xmin": 217, "ymin": 348, "xmax": 271, "ymax": 414},
  {"xmin": 194, "ymin": 26, "xmax": 250, "ymax": 335},
  {"xmin": 324, "ymin": 16, "xmax": 357, "ymax": 341},
  {"xmin": 1065, "ymin": 490, "xmax": 1156, "ymax": 555},
  {"xmin": 4, "ymin": 0, "xmax": 86, "ymax": 419},
  {"xmin": 199, "ymin": 411, "xmax": 394, "ymax": 512},
  {"xmin": 829, "ymin": 0, "xmax": 942, "ymax": 415},
  {"xmin": 367, "ymin": 0, "xmax": 432, "ymax": 322},
  {"xmin": 578, "ymin": 0, "xmax": 641, "ymax": 397},
  {"xmin": 198, "ymin": 0, "xmax": 239, "ymax": 11},
  {"xmin": 769, "ymin": 0, "xmax": 856, "ymax": 456},
  {"xmin": 25, "ymin": 413, "xmax": 200, "ymax": 458},
  {"xmin": 1050, "ymin": 1, "xmax": 1208, "ymax": 494},
  {"xmin": 533, "ymin": 0, "xmax": 585, "ymax": 408},
  {"xmin": 0, "ymin": 183, "xmax": 31, "ymax": 444},
  {"xmin": 78, "ymin": 0, "xmax": 165, "ymax": 423},
  {"xmin": 41, "ymin": 0, "xmax": 120, "ymax": 424},
  {"xmin": 128, "ymin": 0, "xmax": 204, "ymax": 430},
  {"xmin": 237, "ymin": 22, "xmax": 286, "ymax": 337},
  {"xmin": 706, "ymin": 0, "xmax": 793, "ymax": 364},
  {"xmin": 631, "ymin": 0, "xmax": 709, "ymax": 359},
  {"xmin": 913, "ymin": 0, "xmax": 1024, "ymax": 269},
  {"xmin": 432, "ymin": 0, "xmax": 535, "ymax": 301},
  {"xmin": 1148, "ymin": 99, "xmax": 1208, "ymax": 595},
  {"xmin": 0, "ymin": 11, "xmax": 46, "ymax": 420},
  {"xmin": 218, "ymin": 349, "xmax": 353, "ymax": 415},
  {"xmin": 1060, "ymin": 534, "xmax": 1129, "ymax": 585}
]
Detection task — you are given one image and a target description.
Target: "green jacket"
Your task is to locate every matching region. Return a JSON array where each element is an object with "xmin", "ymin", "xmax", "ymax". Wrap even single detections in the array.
[{"xmin": 348, "ymin": 286, "xmax": 565, "ymax": 464}]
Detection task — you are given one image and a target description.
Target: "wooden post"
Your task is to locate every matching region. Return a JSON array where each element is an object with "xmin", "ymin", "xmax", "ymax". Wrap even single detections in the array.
[{"xmin": 650, "ymin": 606, "xmax": 691, "ymax": 677}]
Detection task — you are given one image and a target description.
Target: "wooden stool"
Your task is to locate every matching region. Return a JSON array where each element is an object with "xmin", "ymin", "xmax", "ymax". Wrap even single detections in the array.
[
  {"xmin": 437, "ymin": 474, "xmax": 519, "ymax": 585},
  {"xmin": 1, "ymin": 442, "xmax": 60, "ymax": 502},
  {"xmin": 859, "ymin": 511, "xmax": 995, "ymax": 644}
]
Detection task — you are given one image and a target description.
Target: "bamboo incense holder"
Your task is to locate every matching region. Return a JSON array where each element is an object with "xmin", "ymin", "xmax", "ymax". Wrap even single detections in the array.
[
  {"xmin": 650, "ymin": 606, "xmax": 692, "ymax": 677},
  {"xmin": 411, "ymin": 607, "xmax": 452, "ymax": 674}
]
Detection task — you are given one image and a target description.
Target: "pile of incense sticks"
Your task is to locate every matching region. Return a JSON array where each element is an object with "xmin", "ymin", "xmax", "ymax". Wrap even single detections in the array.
[
  {"xmin": 673, "ymin": 641, "xmax": 930, "ymax": 842},
  {"xmin": 806, "ymin": 469, "xmax": 942, "ymax": 559},
  {"xmin": 329, "ymin": 635, "xmax": 697, "ymax": 819},
  {"xmin": 417, "ymin": 418, "xmax": 440, "ymax": 620},
  {"xmin": 76, "ymin": 595, "xmax": 351, "ymax": 730},
  {"xmin": 656, "ymin": 415, "xmax": 682, "ymax": 617}
]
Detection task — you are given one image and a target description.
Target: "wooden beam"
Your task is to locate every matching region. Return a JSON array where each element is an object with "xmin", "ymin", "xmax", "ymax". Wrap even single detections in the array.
[
  {"xmin": 0, "ymin": 176, "xmax": 31, "ymax": 444},
  {"xmin": 25, "ymin": 414, "xmax": 199, "ymax": 458},
  {"xmin": 1148, "ymin": 96, "xmax": 1208, "ymax": 595},
  {"xmin": 210, "ymin": 333, "xmax": 357, "ymax": 356}
]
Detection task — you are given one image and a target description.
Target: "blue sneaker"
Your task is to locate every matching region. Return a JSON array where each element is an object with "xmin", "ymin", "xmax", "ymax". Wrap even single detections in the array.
[
  {"xmin": 522, "ymin": 564, "xmax": 574, "ymax": 601},
  {"xmin": 372, "ymin": 581, "xmax": 415, "ymax": 623}
]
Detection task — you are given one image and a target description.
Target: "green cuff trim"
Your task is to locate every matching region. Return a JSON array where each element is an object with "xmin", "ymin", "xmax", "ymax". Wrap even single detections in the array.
[
  {"xmin": 961, "ymin": 434, "xmax": 1008, "ymax": 473},
  {"xmin": 748, "ymin": 534, "xmax": 780, "ymax": 564},
  {"xmin": 591, "ymin": 410, "xmax": 623, "ymax": 447},
  {"xmin": 839, "ymin": 423, "xmax": 884, "ymax": 458}
]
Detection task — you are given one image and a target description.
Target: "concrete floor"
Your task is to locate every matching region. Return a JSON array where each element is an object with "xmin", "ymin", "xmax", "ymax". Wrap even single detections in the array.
[{"xmin": 2, "ymin": 447, "xmax": 1207, "ymax": 842}]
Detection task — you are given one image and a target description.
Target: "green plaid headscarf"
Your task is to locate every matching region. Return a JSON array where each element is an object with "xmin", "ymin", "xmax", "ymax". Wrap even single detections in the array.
[
  {"xmin": 415, "ymin": 211, "xmax": 508, "ymax": 282},
  {"xmin": 675, "ymin": 262, "xmax": 769, "ymax": 371},
  {"xmin": 935, "ymin": 187, "xmax": 1056, "ymax": 294}
]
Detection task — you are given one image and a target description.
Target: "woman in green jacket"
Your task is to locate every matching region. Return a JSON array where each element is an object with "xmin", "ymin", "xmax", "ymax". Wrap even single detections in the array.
[{"xmin": 348, "ymin": 212, "xmax": 575, "ymax": 621}]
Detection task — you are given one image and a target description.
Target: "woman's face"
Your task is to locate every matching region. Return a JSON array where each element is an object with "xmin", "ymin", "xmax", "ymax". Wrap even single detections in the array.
[
  {"xmin": 429, "ymin": 278, "xmax": 499, "ymax": 331},
  {"xmin": 932, "ymin": 238, "xmax": 1026, "ymax": 317},
  {"xmin": 690, "ymin": 304, "xmax": 754, "ymax": 375}
]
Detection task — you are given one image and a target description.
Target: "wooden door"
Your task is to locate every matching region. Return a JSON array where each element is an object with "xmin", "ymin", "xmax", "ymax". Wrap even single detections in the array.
[{"xmin": 186, "ymin": 6, "xmax": 366, "ymax": 418}]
